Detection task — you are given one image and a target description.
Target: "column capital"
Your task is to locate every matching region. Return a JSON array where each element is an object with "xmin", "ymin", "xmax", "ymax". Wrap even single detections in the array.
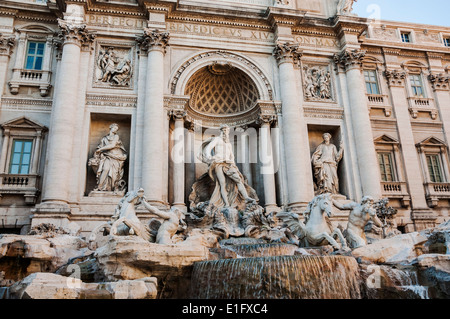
[
  {"xmin": 273, "ymin": 42, "xmax": 302, "ymax": 66},
  {"xmin": 57, "ymin": 19, "xmax": 95, "ymax": 48},
  {"xmin": 385, "ymin": 69, "xmax": 407, "ymax": 87},
  {"xmin": 0, "ymin": 33, "xmax": 15, "ymax": 57},
  {"xmin": 168, "ymin": 108, "xmax": 186, "ymax": 120},
  {"xmin": 257, "ymin": 114, "xmax": 277, "ymax": 126},
  {"xmin": 137, "ymin": 29, "xmax": 170, "ymax": 54},
  {"xmin": 428, "ymin": 73, "xmax": 450, "ymax": 91},
  {"xmin": 333, "ymin": 49, "xmax": 366, "ymax": 71}
]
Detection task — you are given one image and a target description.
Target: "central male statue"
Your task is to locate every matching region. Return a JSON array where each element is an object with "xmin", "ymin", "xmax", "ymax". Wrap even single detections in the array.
[{"xmin": 198, "ymin": 124, "xmax": 257, "ymax": 208}]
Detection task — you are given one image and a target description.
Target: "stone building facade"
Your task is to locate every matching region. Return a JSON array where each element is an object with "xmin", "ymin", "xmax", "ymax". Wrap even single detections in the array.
[{"xmin": 0, "ymin": 0, "xmax": 449, "ymax": 236}]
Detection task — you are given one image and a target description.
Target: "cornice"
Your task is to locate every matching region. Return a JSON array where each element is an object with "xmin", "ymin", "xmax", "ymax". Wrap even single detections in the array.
[
  {"xmin": 333, "ymin": 20, "xmax": 368, "ymax": 38},
  {"xmin": 292, "ymin": 26, "xmax": 335, "ymax": 38},
  {"xmin": 167, "ymin": 13, "xmax": 272, "ymax": 30}
]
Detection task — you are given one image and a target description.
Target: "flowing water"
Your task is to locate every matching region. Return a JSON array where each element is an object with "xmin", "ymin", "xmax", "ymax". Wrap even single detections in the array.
[
  {"xmin": 191, "ymin": 255, "xmax": 362, "ymax": 299},
  {"xmin": 222, "ymin": 243, "xmax": 300, "ymax": 258},
  {"xmin": 380, "ymin": 266, "xmax": 429, "ymax": 299}
]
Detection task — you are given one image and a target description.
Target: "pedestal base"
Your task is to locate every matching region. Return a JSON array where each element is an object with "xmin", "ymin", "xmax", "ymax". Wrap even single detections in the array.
[
  {"xmin": 31, "ymin": 201, "xmax": 72, "ymax": 229},
  {"xmin": 88, "ymin": 190, "xmax": 125, "ymax": 198}
]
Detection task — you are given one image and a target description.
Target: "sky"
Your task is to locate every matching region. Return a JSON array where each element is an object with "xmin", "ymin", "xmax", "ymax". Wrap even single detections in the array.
[{"xmin": 353, "ymin": 0, "xmax": 450, "ymax": 27}]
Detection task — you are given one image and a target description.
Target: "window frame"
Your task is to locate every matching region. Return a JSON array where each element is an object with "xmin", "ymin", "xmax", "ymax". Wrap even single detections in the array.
[
  {"xmin": 426, "ymin": 153, "xmax": 445, "ymax": 183},
  {"xmin": 378, "ymin": 151, "xmax": 396, "ymax": 182},
  {"xmin": 444, "ymin": 37, "xmax": 450, "ymax": 47},
  {"xmin": 24, "ymin": 41, "xmax": 46, "ymax": 71},
  {"xmin": 364, "ymin": 69, "xmax": 381, "ymax": 95},
  {"xmin": 9, "ymin": 139, "xmax": 34, "ymax": 175},
  {"xmin": 416, "ymin": 137, "xmax": 450, "ymax": 185},
  {"xmin": 409, "ymin": 73, "xmax": 426, "ymax": 98}
]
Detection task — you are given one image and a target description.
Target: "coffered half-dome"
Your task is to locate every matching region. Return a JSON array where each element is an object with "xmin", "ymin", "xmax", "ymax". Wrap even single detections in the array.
[{"xmin": 185, "ymin": 63, "xmax": 260, "ymax": 117}]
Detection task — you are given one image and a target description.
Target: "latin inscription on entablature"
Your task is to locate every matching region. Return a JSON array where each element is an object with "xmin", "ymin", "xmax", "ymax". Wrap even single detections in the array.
[
  {"xmin": 86, "ymin": 14, "xmax": 147, "ymax": 29},
  {"xmin": 293, "ymin": 35, "xmax": 339, "ymax": 49},
  {"xmin": 185, "ymin": 0, "xmax": 271, "ymax": 6},
  {"xmin": 167, "ymin": 22, "xmax": 274, "ymax": 42},
  {"xmin": 86, "ymin": 94, "xmax": 137, "ymax": 108}
]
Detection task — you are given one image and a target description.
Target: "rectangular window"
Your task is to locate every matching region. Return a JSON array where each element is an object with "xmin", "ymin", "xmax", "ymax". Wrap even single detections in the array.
[
  {"xmin": 364, "ymin": 70, "xmax": 380, "ymax": 95},
  {"xmin": 9, "ymin": 140, "xmax": 33, "ymax": 175},
  {"xmin": 401, "ymin": 32, "xmax": 411, "ymax": 43},
  {"xmin": 426, "ymin": 154, "xmax": 444, "ymax": 183},
  {"xmin": 409, "ymin": 74, "xmax": 425, "ymax": 97},
  {"xmin": 378, "ymin": 152, "xmax": 395, "ymax": 182},
  {"xmin": 444, "ymin": 37, "xmax": 450, "ymax": 47},
  {"xmin": 25, "ymin": 41, "xmax": 45, "ymax": 70}
]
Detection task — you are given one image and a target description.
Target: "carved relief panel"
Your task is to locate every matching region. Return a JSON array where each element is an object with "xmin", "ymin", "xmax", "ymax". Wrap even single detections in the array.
[
  {"xmin": 93, "ymin": 43, "xmax": 135, "ymax": 89},
  {"xmin": 302, "ymin": 64, "xmax": 334, "ymax": 102}
]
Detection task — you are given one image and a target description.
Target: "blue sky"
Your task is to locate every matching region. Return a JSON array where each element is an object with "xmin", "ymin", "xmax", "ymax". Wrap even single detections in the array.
[{"xmin": 353, "ymin": 0, "xmax": 450, "ymax": 27}]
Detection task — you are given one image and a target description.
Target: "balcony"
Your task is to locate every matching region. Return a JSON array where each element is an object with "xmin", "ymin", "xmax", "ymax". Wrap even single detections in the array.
[
  {"xmin": 381, "ymin": 181, "xmax": 410, "ymax": 207},
  {"xmin": 408, "ymin": 97, "xmax": 437, "ymax": 120},
  {"xmin": 424, "ymin": 182, "xmax": 450, "ymax": 207},
  {"xmin": 366, "ymin": 94, "xmax": 392, "ymax": 117},
  {"xmin": 9, "ymin": 69, "xmax": 52, "ymax": 97},
  {"xmin": 0, "ymin": 174, "xmax": 40, "ymax": 204}
]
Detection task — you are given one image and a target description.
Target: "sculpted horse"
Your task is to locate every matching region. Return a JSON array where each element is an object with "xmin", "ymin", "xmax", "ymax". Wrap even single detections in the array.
[{"xmin": 277, "ymin": 193, "xmax": 347, "ymax": 250}]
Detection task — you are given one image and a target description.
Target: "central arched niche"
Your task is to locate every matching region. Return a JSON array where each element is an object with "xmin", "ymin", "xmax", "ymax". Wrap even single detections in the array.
[{"xmin": 184, "ymin": 62, "xmax": 261, "ymax": 127}]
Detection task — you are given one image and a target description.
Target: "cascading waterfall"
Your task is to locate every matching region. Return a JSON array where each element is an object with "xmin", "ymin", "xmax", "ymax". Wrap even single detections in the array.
[
  {"xmin": 191, "ymin": 255, "xmax": 362, "ymax": 299},
  {"xmin": 380, "ymin": 266, "xmax": 429, "ymax": 299},
  {"xmin": 222, "ymin": 243, "xmax": 300, "ymax": 258}
]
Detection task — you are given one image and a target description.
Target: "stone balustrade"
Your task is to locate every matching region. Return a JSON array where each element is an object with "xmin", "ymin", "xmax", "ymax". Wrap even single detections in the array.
[
  {"xmin": 0, "ymin": 173, "xmax": 40, "ymax": 204},
  {"xmin": 9, "ymin": 68, "xmax": 52, "ymax": 97},
  {"xmin": 424, "ymin": 182, "xmax": 450, "ymax": 207},
  {"xmin": 407, "ymin": 97, "xmax": 438, "ymax": 119},
  {"xmin": 366, "ymin": 94, "xmax": 392, "ymax": 116},
  {"xmin": 381, "ymin": 181, "xmax": 410, "ymax": 207}
]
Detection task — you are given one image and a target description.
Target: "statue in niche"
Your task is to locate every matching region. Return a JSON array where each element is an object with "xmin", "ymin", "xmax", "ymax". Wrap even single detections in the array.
[
  {"xmin": 188, "ymin": 124, "xmax": 263, "ymax": 239},
  {"xmin": 303, "ymin": 66, "xmax": 332, "ymax": 101},
  {"xmin": 311, "ymin": 133, "xmax": 344, "ymax": 195},
  {"xmin": 97, "ymin": 47, "xmax": 133, "ymax": 87},
  {"xmin": 337, "ymin": 0, "xmax": 357, "ymax": 15},
  {"xmin": 88, "ymin": 123, "xmax": 127, "ymax": 194},
  {"xmin": 198, "ymin": 124, "xmax": 257, "ymax": 208},
  {"xmin": 332, "ymin": 196, "xmax": 382, "ymax": 249}
]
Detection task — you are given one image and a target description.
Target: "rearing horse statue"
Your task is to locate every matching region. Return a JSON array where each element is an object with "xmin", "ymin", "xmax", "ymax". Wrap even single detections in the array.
[{"xmin": 277, "ymin": 193, "xmax": 347, "ymax": 250}]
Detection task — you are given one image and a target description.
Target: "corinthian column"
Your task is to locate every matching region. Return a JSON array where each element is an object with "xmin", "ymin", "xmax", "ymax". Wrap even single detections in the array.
[
  {"xmin": 334, "ymin": 49, "xmax": 382, "ymax": 199},
  {"xmin": 429, "ymin": 73, "xmax": 450, "ymax": 146},
  {"xmin": 169, "ymin": 109, "xmax": 186, "ymax": 212},
  {"xmin": 0, "ymin": 33, "xmax": 15, "ymax": 98},
  {"xmin": 138, "ymin": 29, "xmax": 170, "ymax": 206},
  {"xmin": 258, "ymin": 114, "xmax": 278, "ymax": 212},
  {"xmin": 40, "ymin": 20, "xmax": 95, "ymax": 207},
  {"xmin": 274, "ymin": 42, "xmax": 313, "ymax": 209}
]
